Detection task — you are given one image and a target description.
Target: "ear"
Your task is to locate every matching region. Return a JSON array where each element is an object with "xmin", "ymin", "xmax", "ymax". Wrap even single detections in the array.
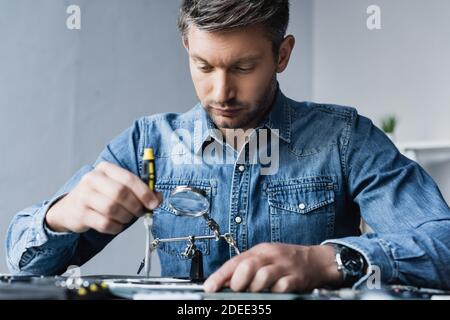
[
  {"xmin": 182, "ymin": 37, "xmax": 189, "ymax": 52},
  {"xmin": 276, "ymin": 35, "xmax": 295, "ymax": 73}
]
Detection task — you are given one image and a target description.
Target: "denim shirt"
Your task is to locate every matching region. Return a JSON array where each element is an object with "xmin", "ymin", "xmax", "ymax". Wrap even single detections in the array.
[{"xmin": 5, "ymin": 87, "xmax": 450, "ymax": 289}]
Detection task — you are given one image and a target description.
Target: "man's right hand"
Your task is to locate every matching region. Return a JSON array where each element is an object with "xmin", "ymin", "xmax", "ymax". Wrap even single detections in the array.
[{"xmin": 45, "ymin": 161, "xmax": 163, "ymax": 235}]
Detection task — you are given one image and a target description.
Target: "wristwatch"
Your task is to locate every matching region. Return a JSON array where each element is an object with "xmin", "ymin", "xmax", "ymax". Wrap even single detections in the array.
[{"xmin": 332, "ymin": 244, "xmax": 366, "ymax": 287}]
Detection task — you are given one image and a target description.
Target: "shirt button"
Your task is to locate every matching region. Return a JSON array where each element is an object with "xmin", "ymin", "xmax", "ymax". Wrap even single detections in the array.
[
  {"xmin": 298, "ymin": 203, "xmax": 306, "ymax": 210},
  {"xmin": 238, "ymin": 165, "xmax": 245, "ymax": 172},
  {"xmin": 235, "ymin": 216, "xmax": 242, "ymax": 224},
  {"xmin": 36, "ymin": 233, "xmax": 41, "ymax": 240}
]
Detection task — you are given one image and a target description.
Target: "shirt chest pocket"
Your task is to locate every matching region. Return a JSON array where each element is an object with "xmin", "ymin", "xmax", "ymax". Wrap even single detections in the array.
[
  {"xmin": 266, "ymin": 177, "xmax": 336, "ymax": 245},
  {"xmin": 152, "ymin": 179, "xmax": 216, "ymax": 258}
]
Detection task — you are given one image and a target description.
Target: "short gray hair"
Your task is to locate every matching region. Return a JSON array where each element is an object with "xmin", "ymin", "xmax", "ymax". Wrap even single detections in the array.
[{"xmin": 178, "ymin": 0, "xmax": 290, "ymax": 55}]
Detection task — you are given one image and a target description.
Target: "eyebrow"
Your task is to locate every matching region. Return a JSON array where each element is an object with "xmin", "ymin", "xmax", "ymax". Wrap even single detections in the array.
[{"xmin": 191, "ymin": 54, "xmax": 263, "ymax": 65}]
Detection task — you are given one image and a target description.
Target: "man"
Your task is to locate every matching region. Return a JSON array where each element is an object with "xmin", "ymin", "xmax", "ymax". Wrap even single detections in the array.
[{"xmin": 6, "ymin": 0, "xmax": 450, "ymax": 293}]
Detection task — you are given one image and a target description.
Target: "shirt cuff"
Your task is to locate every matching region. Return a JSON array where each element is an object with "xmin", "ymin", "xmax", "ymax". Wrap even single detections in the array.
[
  {"xmin": 322, "ymin": 235, "xmax": 394, "ymax": 289},
  {"xmin": 26, "ymin": 193, "xmax": 79, "ymax": 249}
]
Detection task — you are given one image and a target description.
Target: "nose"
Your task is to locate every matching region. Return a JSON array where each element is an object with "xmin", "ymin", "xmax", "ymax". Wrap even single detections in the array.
[{"xmin": 211, "ymin": 71, "xmax": 235, "ymax": 105}]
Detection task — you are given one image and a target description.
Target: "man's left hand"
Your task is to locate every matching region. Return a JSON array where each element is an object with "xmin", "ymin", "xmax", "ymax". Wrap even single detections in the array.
[{"xmin": 204, "ymin": 243, "xmax": 343, "ymax": 293}]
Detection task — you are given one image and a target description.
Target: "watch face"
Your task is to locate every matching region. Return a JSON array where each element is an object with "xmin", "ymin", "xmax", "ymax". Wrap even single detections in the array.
[{"xmin": 341, "ymin": 247, "xmax": 364, "ymax": 275}]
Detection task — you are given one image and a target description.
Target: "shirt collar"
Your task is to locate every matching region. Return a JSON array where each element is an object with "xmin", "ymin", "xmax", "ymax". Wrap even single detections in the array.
[
  {"xmin": 263, "ymin": 85, "xmax": 292, "ymax": 144},
  {"xmin": 193, "ymin": 85, "xmax": 292, "ymax": 154}
]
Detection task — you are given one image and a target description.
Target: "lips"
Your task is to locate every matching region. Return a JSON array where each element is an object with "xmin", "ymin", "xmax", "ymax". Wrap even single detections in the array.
[{"xmin": 213, "ymin": 108, "xmax": 241, "ymax": 117}]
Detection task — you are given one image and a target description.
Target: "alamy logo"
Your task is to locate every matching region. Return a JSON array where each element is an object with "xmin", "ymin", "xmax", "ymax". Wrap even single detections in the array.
[
  {"xmin": 170, "ymin": 120, "xmax": 280, "ymax": 176},
  {"xmin": 365, "ymin": 264, "xmax": 382, "ymax": 289},
  {"xmin": 66, "ymin": 5, "xmax": 81, "ymax": 30},
  {"xmin": 367, "ymin": 5, "xmax": 381, "ymax": 30},
  {"xmin": 62, "ymin": 265, "xmax": 82, "ymax": 278}
]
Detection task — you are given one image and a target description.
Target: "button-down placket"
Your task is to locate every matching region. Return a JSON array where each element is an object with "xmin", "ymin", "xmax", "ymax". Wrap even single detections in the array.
[{"xmin": 229, "ymin": 142, "xmax": 251, "ymax": 258}]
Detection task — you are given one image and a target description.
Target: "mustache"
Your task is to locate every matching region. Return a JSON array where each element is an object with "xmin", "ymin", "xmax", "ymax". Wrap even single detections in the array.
[{"xmin": 206, "ymin": 99, "xmax": 249, "ymax": 109}]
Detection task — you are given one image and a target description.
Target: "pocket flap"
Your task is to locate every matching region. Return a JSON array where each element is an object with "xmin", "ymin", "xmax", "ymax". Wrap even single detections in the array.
[{"xmin": 269, "ymin": 189, "xmax": 335, "ymax": 214}]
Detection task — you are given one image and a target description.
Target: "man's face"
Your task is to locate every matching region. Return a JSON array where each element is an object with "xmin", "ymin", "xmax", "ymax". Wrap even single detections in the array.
[{"xmin": 184, "ymin": 25, "xmax": 279, "ymax": 131}]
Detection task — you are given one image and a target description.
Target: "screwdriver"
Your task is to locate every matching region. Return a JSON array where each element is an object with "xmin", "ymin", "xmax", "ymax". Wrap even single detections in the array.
[{"xmin": 142, "ymin": 148, "xmax": 156, "ymax": 278}]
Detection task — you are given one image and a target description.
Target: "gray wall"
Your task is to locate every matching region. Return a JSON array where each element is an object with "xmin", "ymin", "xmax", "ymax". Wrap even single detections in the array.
[
  {"xmin": 0, "ymin": 0, "xmax": 197, "ymax": 275},
  {"xmin": 0, "ymin": 0, "xmax": 313, "ymax": 275},
  {"xmin": 1, "ymin": 0, "xmax": 448, "ymax": 275},
  {"xmin": 312, "ymin": 0, "xmax": 450, "ymax": 202}
]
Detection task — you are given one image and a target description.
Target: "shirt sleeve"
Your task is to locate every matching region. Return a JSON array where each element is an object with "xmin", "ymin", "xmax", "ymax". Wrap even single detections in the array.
[
  {"xmin": 5, "ymin": 119, "xmax": 144, "ymax": 276},
  {"xmin": 323, "ymin": 113, "xmax": 450, "ymax": 290}
]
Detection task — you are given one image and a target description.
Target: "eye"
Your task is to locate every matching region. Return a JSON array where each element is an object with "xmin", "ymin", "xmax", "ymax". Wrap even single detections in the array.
[
  {"xmin": 234, "ymin": 66, "xmax": 254, "ymax": 73},
  {"xmin": 198, "ymin": 65, "xmax": 213, "ymax": 73}
]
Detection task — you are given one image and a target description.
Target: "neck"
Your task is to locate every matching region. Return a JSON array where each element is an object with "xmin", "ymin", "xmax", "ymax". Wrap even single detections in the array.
[{"xmin": 222, "ymin": 83, "xmax": 278, "ymax": 151}]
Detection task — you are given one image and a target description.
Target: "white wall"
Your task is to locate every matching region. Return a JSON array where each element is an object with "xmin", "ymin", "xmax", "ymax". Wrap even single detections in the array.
[{"xmin": 312, "ymin": 0, "xmax": 450, "ymax": 202}]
